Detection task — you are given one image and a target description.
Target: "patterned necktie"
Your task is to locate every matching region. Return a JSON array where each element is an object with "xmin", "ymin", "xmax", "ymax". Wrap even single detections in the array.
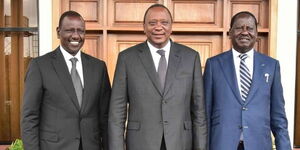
[
  {"xmin": 157, "ymin": 49, "xmax": 167, "ymax": 89},
  {"xmin": 239, "ymin": 54, "xmax": 252, "ymax": 101},
  {"xmin": 70, "ymin": 58, "xmax": 83, "ymax": 107}
]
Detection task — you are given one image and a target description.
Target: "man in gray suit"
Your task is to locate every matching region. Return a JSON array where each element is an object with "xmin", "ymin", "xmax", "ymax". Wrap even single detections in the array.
[
  {"xmin": 21, "ymin": 11, "xmax": 111, "ymax": 150},
  {"xmin": 108, "ymin": 4, "xmax": 207, "ymax": 150}
]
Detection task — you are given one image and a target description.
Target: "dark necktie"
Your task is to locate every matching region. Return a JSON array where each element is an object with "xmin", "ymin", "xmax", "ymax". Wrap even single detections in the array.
[
  {"xmin": 157, "ymin": 49, "xmax": 167, "ymax": 89},
  {"xmin": 239, "ymin": 54, "xmax": 252, "ymax": 101},
  {"xmin": 70, "ymin": 58, "xmax": 83, "ymax": 107}
]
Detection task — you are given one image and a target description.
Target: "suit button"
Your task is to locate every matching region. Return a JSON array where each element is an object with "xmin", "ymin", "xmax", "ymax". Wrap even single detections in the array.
[
  {"xmin": 162, "ymin": 100, "xmax": 167, "ymax": 104},
  {"xmin": 242, "ymin": 107, "xmax": 248, "ymax": 111},
  {"xmin": 239, "ymin": 126, "xmax": 243, "ymax": 129},
  {"xmin": 163, "ymin": 121, "xmax": 168, "ymax": 125}
]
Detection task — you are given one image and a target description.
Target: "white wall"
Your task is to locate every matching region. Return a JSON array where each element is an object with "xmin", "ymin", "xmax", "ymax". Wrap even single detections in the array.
[
  {"xmin": 38, "ymin": 0, "xmax": 52, "ymax": 55},
  {"xmin": 277, "ymin": 0, "xmax": 298, "ymax": 146}
]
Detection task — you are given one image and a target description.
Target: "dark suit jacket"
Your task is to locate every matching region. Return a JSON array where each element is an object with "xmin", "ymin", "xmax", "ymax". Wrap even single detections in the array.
[
  {"xmin": 204, "ymin": 50, "xmax": 291, "ymax": 150},
  {"xmin": 108, "ymin": 41, "xmax": 207, "ymax": 150},
  {"xmin": 21, "ymin": 47, "xmax": 111, "ymax": 150}
]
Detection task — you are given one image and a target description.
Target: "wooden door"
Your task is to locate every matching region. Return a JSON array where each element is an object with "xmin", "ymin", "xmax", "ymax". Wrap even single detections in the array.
[{"xmin": 60, "ymin": 0, "xmax": 273, "ymax": 81}]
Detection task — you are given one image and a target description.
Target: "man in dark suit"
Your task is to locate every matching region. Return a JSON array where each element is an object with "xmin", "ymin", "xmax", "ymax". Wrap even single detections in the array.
[
  {"xmin": 21, "ymin": 11, "xmax": 111, "ymax": 150},
  {"xmin": 204, "ymin": 11, "xmax": 291, "ymax": 150},
  {"xmin": 108, "ymin": 4, "xmax": 207, "ymax": 150}
]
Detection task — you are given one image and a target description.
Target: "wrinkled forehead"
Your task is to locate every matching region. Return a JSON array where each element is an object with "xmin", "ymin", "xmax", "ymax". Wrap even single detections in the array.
[
  {"xmin": 145, "ymin": 7, "xmax": 172, "ymax": 20},
  {"xmin": 232, "ymin": 15, "xmax": 256, "ymax": 27}
]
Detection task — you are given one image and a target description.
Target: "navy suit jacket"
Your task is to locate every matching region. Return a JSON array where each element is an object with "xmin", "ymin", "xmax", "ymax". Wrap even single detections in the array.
[{"xmin": 204, "ymin": 50, "xmax": 291, "ymax": 150}]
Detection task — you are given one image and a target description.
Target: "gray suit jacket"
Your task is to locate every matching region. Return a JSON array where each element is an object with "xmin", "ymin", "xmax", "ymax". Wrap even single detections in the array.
[
  {"xmin": 108, "ymin": 41, "xmax": 207, "ymax": 150},
  {"xmin": 21, "ymin": 47, "xmax": 111, "ymax": 150}
]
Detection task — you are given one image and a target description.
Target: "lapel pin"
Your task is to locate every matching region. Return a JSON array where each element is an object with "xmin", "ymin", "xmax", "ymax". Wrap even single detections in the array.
[
  {"xmin": 261, "ymin": 64, "xmax": 265, "ymax": 67},
  {"xmin": 264, "ymin": 73, "xmax": 269, "ymax": 83}
]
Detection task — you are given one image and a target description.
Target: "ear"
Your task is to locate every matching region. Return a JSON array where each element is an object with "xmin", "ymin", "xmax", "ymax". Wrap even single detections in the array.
[
  {"xmin": 143, "ymin": 24, "xmax": 146, "ymax": 34},
  {"xmin": 56, "ymin": 27, "xmax": 60, "ymax": 39},
  {"xmin": 228, "ymin": 28, "xmax": 233, "ymax": 39}
]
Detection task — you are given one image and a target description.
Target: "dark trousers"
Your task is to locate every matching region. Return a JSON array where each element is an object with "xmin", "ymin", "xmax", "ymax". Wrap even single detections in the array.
[
  {"xmin": 160, "ymin": 136, "xmax": 167, "ymax": 150},
  {"xmin": 237, "ymin": 141, "xmax": 244, "ymax": 150},
  {"xmin": 79, "ymin": 138, "xmax": 83, "ymax": 150}
]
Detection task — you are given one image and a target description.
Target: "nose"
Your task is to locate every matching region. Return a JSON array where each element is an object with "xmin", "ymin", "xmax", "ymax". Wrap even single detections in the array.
[
  {"xmin": 71, "ymin": 30, "xmax": 80, "ymax": 39},
  {"xmin": 240, "ymin": 25, "xmax": 249, "ymax": 34},
  {"xmin": 154, "ymin": 23, "xmax": 163, "ymax": 30}
]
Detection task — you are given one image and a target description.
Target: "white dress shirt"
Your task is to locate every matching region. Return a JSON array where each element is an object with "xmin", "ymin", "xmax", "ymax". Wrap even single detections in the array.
[
  {"xmin": 60, "ymin": 46, "xmax": 84, "ymax": 87},
  {"xmin": 147, "ymin": 40, "xmax": 171, "ymax": 71},
  {"xmin": 232, "ymin": 48, "xmax": 254, "ymax": 98},
  {"xmin": 232, "ymin": 48, "xmax": 254, "ymax": 140}
]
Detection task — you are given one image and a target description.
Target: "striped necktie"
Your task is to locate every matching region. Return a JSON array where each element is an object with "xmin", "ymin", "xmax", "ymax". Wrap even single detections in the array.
[{"xmin": 239, "ymin": 54, "xmax": 252, "ymax": 101}]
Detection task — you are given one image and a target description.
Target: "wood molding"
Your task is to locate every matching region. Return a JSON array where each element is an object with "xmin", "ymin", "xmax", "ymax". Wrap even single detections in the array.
[
  {"xmin": 268, "ymin": 0, "xmax": 277, "ymax": 58},
  {"xmin": 0, "ymin": 0, "xmax": 11, "ymax": 142},
  {"xmin": 52, "ymin": 0, "xmax": 60, "ymax": 50},
  {"xmin": 9, "ymin": 0, "xmax": 23, "ymax": 140}
]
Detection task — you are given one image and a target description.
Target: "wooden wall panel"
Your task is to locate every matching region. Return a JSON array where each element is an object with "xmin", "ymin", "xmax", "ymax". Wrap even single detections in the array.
[
  {"xmin": 108, "ymin": 0, "xmax": 159, "ymax": 29},
  {"xmin": 229, "ymin": 0, "xmax": 269, "ymax": 29},
  {"xmin": 255, "ymin": 35, "xmax": 268, "ymax": 54},
  {"xmin": 171, "ymin": 34, "xmax": 222, "ymax": 69},
  {"xmin": 173, "ymin": 2, "xmax": 215, "ymax": 23},
  {"xmin": 169, "ymin": 0, "xmax": 223, "ymax": 29},
  {"xmin": 82, "ymin": 34, "xmax": 103, "ymax": 60},
  {"xmin": 115, "ymin": 3, "xmax": 152, "ymax": 23},
  {"xmin": 107, "ymin": 34, "xmax": 147, "ymax": 79},
  {"xmin": 61, "ymin": 0, "xmax": 103, "ymax": 29},
  {"xmin": 70, "ymin": 1, "xmax": 98, "ymax": 21}
]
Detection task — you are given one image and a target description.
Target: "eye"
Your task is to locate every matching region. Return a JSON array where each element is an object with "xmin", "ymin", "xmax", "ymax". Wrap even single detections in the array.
[
  {"xmin": 234, "ymin": 27, "xmax": 243, "ymax": 31},
  {"xmin": 161, "ymin": 21, "xmax": 169, "ymax": 26},
  {"xmin": 65, "ymin": 29, "xmax": 74, "ymax": 33},
  {"xmin": 148, "ymin": 21, "xmax": 157, "ymax": 26},
  {"xmin": 77, "ymin": 29, "xmax": 85, "ymax": 34},
  {"xmin": 247, "ymin": 27, "xmax": 254, "ymax": 32}
]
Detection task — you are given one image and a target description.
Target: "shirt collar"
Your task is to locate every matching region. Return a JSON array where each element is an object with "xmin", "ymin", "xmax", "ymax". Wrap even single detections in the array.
[
  {"xmin": 60, "ymin": 45, "xmax": 82, "ymax": 62},
  {"xmin": 147, "ymin": 40, "xmax": 171, "ymax": 53},
  {"xmin": 232, "ymin": 48, "xmax": 254, "ymax": 59}
]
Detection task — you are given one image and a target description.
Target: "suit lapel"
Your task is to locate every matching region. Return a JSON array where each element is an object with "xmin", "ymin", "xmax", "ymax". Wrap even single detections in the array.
[
  {"xmin": 163, "ymin": 43, "xmax": 181, "ymax": 96},
  {"xmin": 218, "ymin": 50, "xmax": 244, "ymax": 105},
  {"xmin": 80, "ymin": 53, "xmax": 91, "ymax": 113},
  {"xmin": 244, "ymin": 51, "xmax": 265, "ymax": 105},
  {"xmin": 138, "ymin": 42, "xmax": 163, "ymax": 95},
  {"xmin": 51, "ymin": 48, "xmax": 80, "ymax": 111}
]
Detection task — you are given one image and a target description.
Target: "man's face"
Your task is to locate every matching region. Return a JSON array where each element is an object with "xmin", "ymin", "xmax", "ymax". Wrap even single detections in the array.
[
  {"xmin": 229, "ymin": 14, "xmax": 257, "ymax": 53},
  {"xmin": 57, "ymin": 16, "xmax": 85, "ymax": 55},
  {"xmin": 143, "ymin": 7, "xmax": 172, "ymax": 48}
]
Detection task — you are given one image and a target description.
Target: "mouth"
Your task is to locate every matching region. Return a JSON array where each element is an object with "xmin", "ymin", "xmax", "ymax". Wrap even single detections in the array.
[
  {"xmin": 152, "ymin": 33, "xmax": 165, "ymax": 38},
  {"xmin": 238, "ymin": 37, "xmax": 250, "ymax": 42},
  {"xmin": 70, "ymin": 41, "xmax": 80, "ymax": 46}
]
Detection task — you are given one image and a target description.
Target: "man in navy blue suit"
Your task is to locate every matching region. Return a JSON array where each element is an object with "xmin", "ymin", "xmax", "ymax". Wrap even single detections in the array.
[{"xmin": 204, "ymin": 11, "xmax": 291, "ymax": 150}]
